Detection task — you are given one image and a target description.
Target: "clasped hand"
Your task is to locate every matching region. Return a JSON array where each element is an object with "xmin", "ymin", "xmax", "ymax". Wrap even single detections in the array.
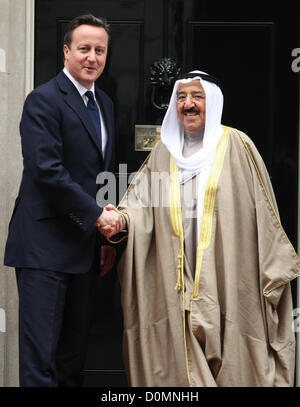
[{"xmin": 94, "ymin": 204, "xmax": 123, "ymax": 238}]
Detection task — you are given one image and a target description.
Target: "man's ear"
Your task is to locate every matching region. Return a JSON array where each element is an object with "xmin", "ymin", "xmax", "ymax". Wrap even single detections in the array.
[{"xmin": 63, "ymin": 44, "xmax": 69, "ymax": 60}]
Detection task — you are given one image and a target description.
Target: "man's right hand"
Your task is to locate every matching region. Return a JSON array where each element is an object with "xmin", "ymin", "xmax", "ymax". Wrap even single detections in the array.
[{"xmin": 94, "ymin": 204, "xmax": 123, "ymax": 238}]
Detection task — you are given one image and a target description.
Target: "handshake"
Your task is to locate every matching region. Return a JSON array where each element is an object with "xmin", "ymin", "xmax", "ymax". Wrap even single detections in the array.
[{"xmin": 94, "ymin": 204, "xmax": 124, "ymax": 238}]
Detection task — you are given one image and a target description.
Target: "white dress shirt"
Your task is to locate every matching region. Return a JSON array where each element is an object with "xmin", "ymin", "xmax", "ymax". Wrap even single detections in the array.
[{"xmin": 63, "ymin": 67, "xmax": 108, "ymax": 156}]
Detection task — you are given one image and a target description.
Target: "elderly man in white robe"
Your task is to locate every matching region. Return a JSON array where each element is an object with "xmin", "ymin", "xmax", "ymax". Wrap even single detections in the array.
[{"xmin": 100, "ymin": 71, "xmax": 300, "ymax": 387}]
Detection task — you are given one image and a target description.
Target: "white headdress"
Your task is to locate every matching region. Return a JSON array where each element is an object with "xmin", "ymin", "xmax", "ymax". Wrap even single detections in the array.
[{"xmin": 161, "ymin": 70, "xmax": 224, "ymax": 182}]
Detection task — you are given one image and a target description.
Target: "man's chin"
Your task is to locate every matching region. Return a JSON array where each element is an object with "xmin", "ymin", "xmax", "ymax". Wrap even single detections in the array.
[
  {"xmin": 182, "ymin": 120, "xmax": 204, "ymax": 134},
  {"xmin": 79, "ymin": 74, "xmax": 98, "ymax": 88}
]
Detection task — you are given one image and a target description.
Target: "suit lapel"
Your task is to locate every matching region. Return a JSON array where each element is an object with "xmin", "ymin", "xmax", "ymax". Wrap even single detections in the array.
[{"xmin": 55, "ymin": 71, "xmax": 103, "ymax": 157}]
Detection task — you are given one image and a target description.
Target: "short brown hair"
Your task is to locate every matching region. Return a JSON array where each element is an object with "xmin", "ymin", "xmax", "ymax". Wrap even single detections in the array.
[{"xmin": 63, "ymin": 14, "xmax": 110, "ymax": 48}]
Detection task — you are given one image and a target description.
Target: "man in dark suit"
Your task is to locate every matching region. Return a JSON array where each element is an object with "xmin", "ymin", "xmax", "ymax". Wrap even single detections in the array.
[{"xmin": 4, "ymin": 14, "xmax": 122, "ymax": 387}]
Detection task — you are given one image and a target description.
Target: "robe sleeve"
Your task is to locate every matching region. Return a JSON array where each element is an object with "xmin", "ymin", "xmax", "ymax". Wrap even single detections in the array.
[{"xmin": 240, "ymin": 131, "xmax": 300, "ymax": 386}]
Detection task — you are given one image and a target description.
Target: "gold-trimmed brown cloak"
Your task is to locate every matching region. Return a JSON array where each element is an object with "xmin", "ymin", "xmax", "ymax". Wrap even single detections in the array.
[{"xmin": 113, "ymin": 126, "xmax": 300, "ymax": 387}]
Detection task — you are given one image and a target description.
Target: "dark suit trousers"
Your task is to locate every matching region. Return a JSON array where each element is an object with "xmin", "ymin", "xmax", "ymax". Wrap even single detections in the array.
[{"xmin": 16, "ymin": 259, "xmax": 98, "ymax": 387}]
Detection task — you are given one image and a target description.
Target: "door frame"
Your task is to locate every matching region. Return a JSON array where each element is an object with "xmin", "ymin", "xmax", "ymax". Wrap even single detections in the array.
[
  {"xmin": 26, "ymin": 0, "xmax": 300, "ymax": 386},
  {"xmin": 25, "ymin": 0, "xmax": 35, "ymax": 97}
]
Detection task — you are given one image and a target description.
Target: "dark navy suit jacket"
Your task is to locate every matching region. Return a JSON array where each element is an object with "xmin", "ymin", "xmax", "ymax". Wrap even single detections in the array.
[{"xmin": 4, "ymin": 70, "xmax": 115, "ymax": 274}]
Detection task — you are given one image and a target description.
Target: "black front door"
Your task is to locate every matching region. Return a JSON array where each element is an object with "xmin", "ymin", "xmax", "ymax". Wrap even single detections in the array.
[{"xmin": 35, "ymin": 0, "xmax": 299, "ymax": 386}]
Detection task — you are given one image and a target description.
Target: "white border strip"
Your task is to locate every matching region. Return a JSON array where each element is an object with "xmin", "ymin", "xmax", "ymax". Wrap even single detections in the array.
[
  {"xmin": 297, "ymin": 50, "xmax": 300, "ymax": 384},
  {"xmin": 297, "ymin": 84, "xmax": 300, "ymax": 386},
  {"xmin": 25, "ymin": 0, "xmax": 35, "ymax": 97},
  {"xmin": 0, "ymin": 308, "xmax": 6, "ymax": 333}
]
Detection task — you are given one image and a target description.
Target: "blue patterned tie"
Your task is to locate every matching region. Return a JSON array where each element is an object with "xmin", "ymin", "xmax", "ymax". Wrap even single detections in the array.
[{"xmin": 85, "ymin": 91, "xmax": 102, "ymax": 153}]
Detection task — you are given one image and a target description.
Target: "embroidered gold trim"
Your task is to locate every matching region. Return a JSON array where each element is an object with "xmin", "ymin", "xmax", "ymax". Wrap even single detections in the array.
[
  {"xmin": 107, "ymin": 212, "xmax": 129, "ymax": 244},
  {"xmin": 170, "ymin": 157, "xmax": 185, "ymax": 291},
  {"xmin": 118, "ymin": 150, "xmax": 154, "ymax": 208},
  {"xmin": 192, "ymin": 126, "xmax": 230, "ymax": 298}
]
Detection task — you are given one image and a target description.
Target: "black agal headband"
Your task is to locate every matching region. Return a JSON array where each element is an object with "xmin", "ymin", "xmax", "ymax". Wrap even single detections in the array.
[{"xmin": 176, "ymin": 72, "xmax": 222, "ymax": 90}]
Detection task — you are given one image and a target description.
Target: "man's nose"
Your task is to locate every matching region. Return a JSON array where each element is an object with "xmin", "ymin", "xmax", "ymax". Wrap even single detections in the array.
[
  {"xmin": 183, "ymin": 95, "xmax": 195, "ymax": 108},
  {"xmin": 87, "ymin": 50, "xmax": 96, "ymax": 61}
]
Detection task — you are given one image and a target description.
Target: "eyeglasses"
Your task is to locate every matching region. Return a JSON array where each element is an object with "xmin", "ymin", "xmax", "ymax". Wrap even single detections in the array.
[{"xmin": 176, "ymin": 93, "xmax": 206, "ymax": 103}]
